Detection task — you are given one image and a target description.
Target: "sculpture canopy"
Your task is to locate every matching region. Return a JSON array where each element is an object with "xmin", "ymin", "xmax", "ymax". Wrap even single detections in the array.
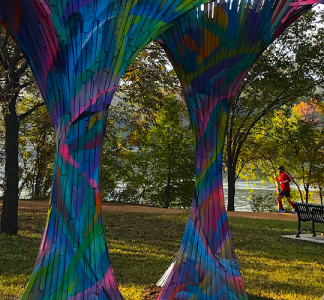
[
  {"xmin": 154, "ymin": 0, "xmax": 322, "ymax": 299},
  {"xmin": 0, "ymin": 0, "xmax": 322, "ymax": 299}
]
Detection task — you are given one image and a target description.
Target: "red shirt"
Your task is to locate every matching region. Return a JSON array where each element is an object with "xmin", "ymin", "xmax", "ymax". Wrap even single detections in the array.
[{"xmin": 276, "ymin": 173, "xmax": 291, "ymax": 191}]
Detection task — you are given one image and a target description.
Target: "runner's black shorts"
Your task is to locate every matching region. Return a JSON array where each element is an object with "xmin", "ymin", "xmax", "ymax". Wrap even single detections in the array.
[{"xmin": 279, "ymin": 190, "xmax": 290, "ymax": 198}]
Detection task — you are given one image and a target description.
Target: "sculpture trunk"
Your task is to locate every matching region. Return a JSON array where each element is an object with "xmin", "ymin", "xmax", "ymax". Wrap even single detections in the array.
[
  {"xmin": 158, "ymin": 99, "xmax": 247, "ymax": 299},
  {"xmin": 155, "ymin": 0, "xmax": 320, "ymax": 298},
  {"xmin": 21, "ymin": 113, "xmax": 122, "ymax": 300},
  {"xmin": 0, "ymin": 0, "xmax": 215, "ymax": 298}
]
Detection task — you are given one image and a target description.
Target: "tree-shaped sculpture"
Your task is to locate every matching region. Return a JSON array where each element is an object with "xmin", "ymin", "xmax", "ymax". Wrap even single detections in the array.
[
  {"xmin": 0, "ymin": 1, "xmax": 210, "ymax": 299},
  {"xmin": 0, "ymin": 0, "xmax": 323, "ymax": 299},
  {"xmin": 155, "ymin": 0, "xmax": 323, "ymax": 299}
]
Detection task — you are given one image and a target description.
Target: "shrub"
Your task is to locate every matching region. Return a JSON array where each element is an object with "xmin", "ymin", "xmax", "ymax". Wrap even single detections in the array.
[{"xmin": 249, "ymin": 193, "xmax": 277, "ymax": 212}]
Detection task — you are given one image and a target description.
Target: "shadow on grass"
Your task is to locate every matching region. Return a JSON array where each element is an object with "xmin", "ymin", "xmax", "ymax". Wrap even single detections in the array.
[
  {"xmin": 247, "ymin": 294, "xmax": 274, "ymax": 300},
  {"xmin": 229, "ymin": 216, "xmax": 324, "ymax": 265},
  {"xmin": 229, "ymin": 216, "xmax": 324, "ymax": 299},
  {"xmin": 106, "ymin": 213, "xmax": 324, "ymax": 298},
  {"xmin": 0, "ymin": 233, "xmax": 40, "ymax": 276},
  {"xmin": 2, "ymin": 209, "xmax": 324, "ymax": 300},
  {"xmin": 0, "ymin": 210, "xmax": 45, "ymax": 277},
  {"xmin": 0, "ymin": 294, "xmax": 19, "ymax": 300},
  {"xmin": 103, "ymin": 212, "xmax": 188, "ymax": 286},
  {"xmin": 0, "ymin": 230, "xmax": 41, "ymax": 300},
  {"xmin": 103, "ymin": 212, "xmax": 188, "ymax": 253}
]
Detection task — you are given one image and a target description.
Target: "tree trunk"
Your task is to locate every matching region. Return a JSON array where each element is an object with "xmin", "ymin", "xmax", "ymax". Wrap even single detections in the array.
[
  {"xmin": 164, "ymin": 145, "xmax": 171, "ymax": 208},
  {"xmin": 305, "ymin": 184, "xmax": 309, "ymax": 203},
  {"xmin": 291, "ymin": 178, "xmax": 304, "ymax": 202},
  {"xmin": 227, "ymin": 162, "xmax": 236, "ymax": 211},
  {"xmin": 318, "ymin": 179, "xmax": 323, "ymax": 205},
  {"xmin": 1, "ymin": 113, "xmax": 20, "ymax": 235},
  {"xmin": 34, "ymin": 163, "xmax": 42, "ymax": 198},
  {"xmin": 164, "ymin": 172, "xmax": 171, "ymax": 208},
  {"xmin": 274, "ymin": 176, "xmax": 280, "ymax": 210}
]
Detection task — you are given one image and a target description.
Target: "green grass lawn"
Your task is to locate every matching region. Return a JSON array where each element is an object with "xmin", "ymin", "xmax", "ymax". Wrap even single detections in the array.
[{"xmin": 0, "ymin": 209, "xmax": 324, "ymax": 300}]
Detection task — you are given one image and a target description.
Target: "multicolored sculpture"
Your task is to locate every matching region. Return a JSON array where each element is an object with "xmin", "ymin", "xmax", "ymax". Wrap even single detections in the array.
[
  {"xmin": 155, "ymin": 1, "xmax": 322, "ymax": 299},
  {"xmin": 0, "ymin": 0, "xmax": 322, "ymax": 299},
  {"xmin": 0, "ymin": 1, "xmax": 210, "ymax": 299}
]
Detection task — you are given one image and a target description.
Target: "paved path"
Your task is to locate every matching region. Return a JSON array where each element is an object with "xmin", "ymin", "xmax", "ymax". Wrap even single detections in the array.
[
  {"xmin": 0, "ymin": 200, "xmax": 298, "ymax": 221},
  {"xmin": 228, "ymin": 211, "xmax": 297, "ymax": 222}
]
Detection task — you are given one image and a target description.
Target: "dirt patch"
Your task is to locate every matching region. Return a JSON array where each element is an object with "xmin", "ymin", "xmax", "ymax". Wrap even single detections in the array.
[{"xmin": 143, "ymin": 285, "xmax": 162, "ymax": 300}]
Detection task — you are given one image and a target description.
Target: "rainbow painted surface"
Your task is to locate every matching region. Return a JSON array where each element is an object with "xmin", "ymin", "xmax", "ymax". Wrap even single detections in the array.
[
  {"xmin": 0, "ymin": 0, "xmax": 322, "ymax": 299},
  {"xmin": 155, "ymin": 1, "xmax": 320, "ymax": 298}
]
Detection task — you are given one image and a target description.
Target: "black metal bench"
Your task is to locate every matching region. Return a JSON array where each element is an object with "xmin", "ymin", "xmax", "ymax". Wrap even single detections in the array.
[{"xmin": 293, "ymin": 202, "xmax": 324, "ymax": 238}]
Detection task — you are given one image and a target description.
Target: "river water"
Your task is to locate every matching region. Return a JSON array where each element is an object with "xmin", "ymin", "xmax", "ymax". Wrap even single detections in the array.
[
  {"xmin": 224, "ymin": 180, "xmax": 277, "ymax": 211},
  {"xmin": 18, "ymin": 179, "xmax": 315, "ymax": 212},
  {"xmin": 224, "ymin": 180, "xmax": 322, "ymax": 211}
]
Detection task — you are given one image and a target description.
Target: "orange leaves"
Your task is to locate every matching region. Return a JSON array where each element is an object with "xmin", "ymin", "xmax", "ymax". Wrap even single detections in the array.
[{"xmin": 292, "ymin": 98, "xmax": 322, "ymax": 123}]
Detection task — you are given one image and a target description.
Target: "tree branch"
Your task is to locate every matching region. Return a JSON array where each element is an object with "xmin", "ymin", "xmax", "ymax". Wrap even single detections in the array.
[{"xmin": 19, "ymin": 102, "xmax": 45, "ymax": 120}]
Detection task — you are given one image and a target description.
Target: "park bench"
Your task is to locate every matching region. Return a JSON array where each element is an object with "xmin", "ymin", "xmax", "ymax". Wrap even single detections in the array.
[{"xmin": 293, "ymin": 202, "xmax": 324, "ymax": 238}]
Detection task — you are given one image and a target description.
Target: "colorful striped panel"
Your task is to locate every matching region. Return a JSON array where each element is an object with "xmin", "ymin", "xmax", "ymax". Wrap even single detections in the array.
[
  {"xmin": 155, "ymin": 0, "xmax": 321, "ymax": 299},
  {"xmin": 0, "ymin": 1, "xmax": 211, "ymax": 299}
]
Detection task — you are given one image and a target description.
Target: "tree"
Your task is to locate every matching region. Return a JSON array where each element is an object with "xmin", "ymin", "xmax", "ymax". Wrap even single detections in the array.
[
  {"xmin": 19, "ymin": 100, "xmax": 55, "ymax": 199},
  {"xmin": 236, "ymin": 96, "xmax": 324, "ymax": 204},
  {"xmin": 115, "ymin": 42, "xmax": 181, "ymax": 131},
  {"xmin": 272, "ymin": 100, "xmax": 324, "ymax": 203},
  {"xmin": 145, "ymin": 96, "xmax": 195, "ymax": 208},
  {"xmin": 0, "ymin": 26, "xmax": 44, "ymax": 235},
  {"xmin": 224, "ymin": 10, "xmax": 324, "ymax": 211},
  {"xmin": 101, "ymin": 42, "xmax": 192, "ymax": 206},
  {"xmin": 102, "ymin": 95, "xmax": 195, "ymax": 208}
]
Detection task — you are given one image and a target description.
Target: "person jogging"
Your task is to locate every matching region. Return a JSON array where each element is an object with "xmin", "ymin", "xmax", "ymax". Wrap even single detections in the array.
[{"xmin": 274, "ymin": 166, "xmax": 296, "ymax": 215}]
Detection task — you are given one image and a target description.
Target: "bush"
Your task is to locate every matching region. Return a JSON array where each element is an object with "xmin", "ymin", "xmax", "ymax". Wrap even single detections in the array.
[{"xmin": 249, "ymin": 193, "xmax": 277, "ymax": 212}]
